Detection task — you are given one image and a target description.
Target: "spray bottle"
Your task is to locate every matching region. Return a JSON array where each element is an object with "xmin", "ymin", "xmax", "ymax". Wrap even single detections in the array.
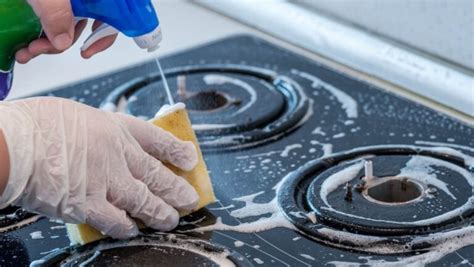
[{"xmin": 0, "ymin": 0, "xmax": 162, "ymax": 100}]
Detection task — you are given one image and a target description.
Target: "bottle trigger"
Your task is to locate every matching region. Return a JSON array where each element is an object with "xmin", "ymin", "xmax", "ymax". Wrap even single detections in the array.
[{"xmin": 81, "ymin": 23, "xmax": 119, "ymax": 51}]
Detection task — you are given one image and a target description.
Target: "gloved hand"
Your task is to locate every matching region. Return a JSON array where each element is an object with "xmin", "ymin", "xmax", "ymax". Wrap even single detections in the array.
[
  {"xmin": 0, "ymin": 97, "xmax": 199, "ymax": 239},
  {"xmin": 16, "ymin": 0, "xmax": 118, "ymax": 64}
]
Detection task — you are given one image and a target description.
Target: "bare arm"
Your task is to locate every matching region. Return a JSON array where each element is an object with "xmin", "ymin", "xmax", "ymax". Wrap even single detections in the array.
[{"xmin": 0, "ymin": 130, "xmax": 10, "ymax": 195}]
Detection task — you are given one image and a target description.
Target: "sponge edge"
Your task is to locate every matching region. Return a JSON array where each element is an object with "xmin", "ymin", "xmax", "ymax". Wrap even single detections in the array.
[
  {"xmin": 152, "ymin": 104, "xmax": 216, "ymax": 212},
  {"xmin": 66, "ymin": 104, "xmax": 216, "ymax": 245}
]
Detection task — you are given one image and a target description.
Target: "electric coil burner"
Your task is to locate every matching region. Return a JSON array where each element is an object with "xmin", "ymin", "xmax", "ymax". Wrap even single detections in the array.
[
  {"xmin": 100, "ymin": 65, "xmax": 310, "ymax": 150},
  {"xmin": 278, "ymin": 145, "xmax": 473, "ymax": 254},
  {"xmin": 34, "ymin": 233, "xmax": 252, "ymax": 266},
  {"xmin": 3, "ymin": 36, "xmax": 473, "ymax": 266},
  {"xmin": 0, "ymin": 206, "xmax": 40, "ymax": 233}
]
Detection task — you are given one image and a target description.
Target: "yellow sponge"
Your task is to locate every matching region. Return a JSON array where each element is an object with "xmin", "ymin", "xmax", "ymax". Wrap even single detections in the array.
[
  {"xmin": 151, "ymin": 104, "xmax": 216, "ymax": 211},
  {"xmin": 67, "ymin": 104, "xmax": 216, "ymax": 245}
]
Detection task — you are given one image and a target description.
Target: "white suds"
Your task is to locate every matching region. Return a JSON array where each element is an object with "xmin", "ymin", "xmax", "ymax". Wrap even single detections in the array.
[
  {"xmin": 416, "ymin": 141, "xmax": 474, "ymax": 153},
  {"xmin": 79, "ymin": 251, "xmax": 101, "ymax": 267},
  {"xmin": 192, "ymin": 124, "xmax": 234, "ymax": 131},
  {"xmin": 312, "ymin": 127, "xmax": 326, "ymax": 136},
  {"xmin": 281, "ymin": 144, "xmax": 303, "ymax": 157},
  {"xmin": 310, "ymin": 140, "xmax": 333, "ymax": 157},
  {"xmin": 254, "ymin": 258, "xmax": 264, "ymax": 264},
  {"xmin": 329, "ymin": 226, "xmax": 474, "ymax": 266},
  {"xmin": 397, "ymin": 155, "xmax": 457, "ymax": 199},
  {"xmin": 234, "ymin": 240, "xmax": 244, "ymax": 247},
  {"xmin": 29, "ymin": 259, "xmax": 46, "ymax": 266},
  {"xmin": 320, "ymin": 161, "xmax": 365, "ymax": 207},
  {"xmin": 100, "ymin": 102, "xmax": 117, "ymax": 112},
  {"xmin": 179, "ymin": 216, "xmax": 207, "ymax": 226},
  {"xmin": 187, "ymin": 214, "xmax": 296, "ymax": 234},
  {"xmin": 333, "ymin": 133, "xmax": 346, "ymax": 139},
  {"xmin": 128, "ymin": 95, "xmax": 138, "ymax": 102},
  {"xmin": 236, "ymin": 150, "xmax": 282, "ymax": 159},
  {"xmin": 209, "ymin": 204, "xmax": 235, "ymax": 211},
  {"xmin": 29, "ymin": 231, "xmax": 44, "ymax": 240},
  {"xmin": 154, "ymin": 103, "xmax": 186, "ymax": 118},
  {"xmin": 415, "ymin": 142, "xmax": 474, "ymax": 168},
  {"xmin": 293, "ymin": 70, "xmax": 358, "ymax": 118},
  {"xmin": 50, "ymin": 225, "xmax": 66, "ymax": 230},
  {"xmin": 300, "ymin": 254, "xmax": 316, "ymax": 261},
  {"xmin": 40, "ymin": 248, "xmax": 60, "ymax": 255},
  {"xmin": 231, "ymin": 192, "xmax": 276, "ymax": 218}
]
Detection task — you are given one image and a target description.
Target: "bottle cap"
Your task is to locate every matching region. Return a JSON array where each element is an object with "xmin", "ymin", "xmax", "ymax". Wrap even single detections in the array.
[{"xmin": 134, "ymin": 26, "xmax": 163, "ymax": 52}]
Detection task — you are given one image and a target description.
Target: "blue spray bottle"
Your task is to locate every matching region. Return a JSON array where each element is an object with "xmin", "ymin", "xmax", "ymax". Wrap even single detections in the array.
[{"xmin": 0, "ymin": 0, "xmax": 162, "ymax": 100}]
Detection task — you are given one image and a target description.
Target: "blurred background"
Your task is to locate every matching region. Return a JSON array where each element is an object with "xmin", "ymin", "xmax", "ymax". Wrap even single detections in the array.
[
  {"xmin": 11, "ymin": 0, "xmax": 473, "ymax": 118},
  {"xmin": 296, "ymin": 0, "xmax": 473, "ymax": 70}
]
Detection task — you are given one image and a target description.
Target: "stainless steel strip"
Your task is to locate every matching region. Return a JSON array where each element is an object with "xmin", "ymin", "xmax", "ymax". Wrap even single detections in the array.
[{"xmin": 194, "ymin": 0, "xmax": 474, "ymax": 117}]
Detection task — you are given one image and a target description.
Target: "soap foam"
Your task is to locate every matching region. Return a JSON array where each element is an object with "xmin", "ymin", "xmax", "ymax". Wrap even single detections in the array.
[
  {"xmin": 154, "ymin": 103, "xmax": 186, "ymax": 118},
  {"xmin": 293, "ymin": 70, "xmax": 358, "ymax": 118}
]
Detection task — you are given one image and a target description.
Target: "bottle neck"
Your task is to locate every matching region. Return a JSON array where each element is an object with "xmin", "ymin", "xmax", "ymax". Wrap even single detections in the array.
[{"xmin": 0, "ymin": 72, "xmax": 13, "ymax": 100}]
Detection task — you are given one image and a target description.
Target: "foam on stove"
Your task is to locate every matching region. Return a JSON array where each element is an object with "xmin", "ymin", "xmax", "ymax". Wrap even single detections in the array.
[
  {"xmin": 293, "ymin": 70, "xmax": 358, "ymax": 118},
  {"xmin": 329, "ymin": 227, "xmax": 474, "ymax": 266},
  {"xmin": 183, "ymin": 145, "xmax": 473, "ymax": 264},
  {"xmin": 29, "ymin": 231, "xmax": 44, "ymax": 240},
  {"xmin": 231, "ymin": 192, "xmax": 277, "ymax": 218},
  {"xmin": 280, "ymin": 144, "xmax": 303, "ymax": 158},
  {"xmin": 320, "ymin": 160, "xmax": 365, "ymax": 207},
  {"xmin": 192, "ymin": 124, "xmax": 235, "ymax": 131},
  {"xmin": 398, "ymin": 155, "xmax": 458, "ymax": 199}
]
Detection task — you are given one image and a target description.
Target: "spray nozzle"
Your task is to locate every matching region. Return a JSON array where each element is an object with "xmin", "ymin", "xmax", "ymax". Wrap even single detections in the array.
[{"xmin": 73, "ymin": 0, "xmax": 162, "ymax": 52}]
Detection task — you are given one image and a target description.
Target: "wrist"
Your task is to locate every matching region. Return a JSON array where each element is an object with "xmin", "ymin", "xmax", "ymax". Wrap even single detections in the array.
[
  {"xmin": 0, "ymin": 129, "xmax": 10, "ymax": 195},
  {"xmin": 0, "ymin": 102, "xmax": 35, "ymax": 208}
]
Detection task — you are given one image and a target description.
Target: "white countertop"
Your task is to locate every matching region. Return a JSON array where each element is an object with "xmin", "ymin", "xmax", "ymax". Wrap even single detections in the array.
[{"xmin": 9, "ymin": 0, "xmax": 472, "ymax": 123}]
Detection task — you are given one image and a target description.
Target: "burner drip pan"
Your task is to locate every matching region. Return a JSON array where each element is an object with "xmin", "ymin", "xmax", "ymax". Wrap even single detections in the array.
[
  {"xmin": 34, "ymin": 233, "xmax": 252, "ymax": 266},
  {"xmin": 101, "ymin": 65, "xmax": 310, "ymax": 151},
  {"xmin": 277, "ymin": 145, "xmax": 473, "ymax": 254},
  {"xmin": 0, "ymin": 206, "xmax": 39, "ymax": 232}
]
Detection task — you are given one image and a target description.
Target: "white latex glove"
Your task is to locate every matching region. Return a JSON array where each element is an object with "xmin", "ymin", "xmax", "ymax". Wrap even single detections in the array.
[{"xmin": 0, "ymin": 97, "xmax": 199, "ymax": 239}]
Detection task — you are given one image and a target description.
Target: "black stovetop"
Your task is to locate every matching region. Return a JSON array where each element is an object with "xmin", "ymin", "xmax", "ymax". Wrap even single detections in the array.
[{"xmin": 1, "ymin": 35, "xmax": 473, "ymax": 266}]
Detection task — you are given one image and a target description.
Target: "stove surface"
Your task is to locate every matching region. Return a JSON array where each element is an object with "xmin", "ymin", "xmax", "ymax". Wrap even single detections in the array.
[{"xmin": 2, "ymin": 35, "xmax": 473, "ymax": 266}]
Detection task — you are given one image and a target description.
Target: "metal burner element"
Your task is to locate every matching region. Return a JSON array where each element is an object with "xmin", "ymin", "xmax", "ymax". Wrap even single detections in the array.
[
  {"xmin": 184, "ymin": 91, "xmax": 231, "ymax": 112},
  {"xmin": 34, "ymin": 233, "xmax": 252, "ymax": 266},
  {"xmin": 277, "ymin": 145, "xmax": 474, "ymax": 254},
  {"xmin": 363, "ymin": 177, "xmax": 424, "ymax": 205},
  {"xmin": 100, "ymin": 64, "xmax": 310, "ymax": 151},
  {"xmin": 0, "ymin": 206, "xmax": 39, "ymax": 232}
]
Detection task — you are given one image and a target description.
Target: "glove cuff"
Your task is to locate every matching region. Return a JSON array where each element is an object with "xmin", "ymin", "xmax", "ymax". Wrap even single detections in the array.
[{"xmin": 0, "ymin": 103, "xmax": 35, "ymax": 208}]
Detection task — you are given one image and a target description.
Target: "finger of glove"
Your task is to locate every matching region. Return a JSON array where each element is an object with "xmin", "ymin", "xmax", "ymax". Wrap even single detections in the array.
[
  {"xmin": 86, "ymin": 200, "xmax": 139, "ymax": 239},
  {"xmin": 125, "ymin": 146, "xmax": 199, "ymax": 211},
  {"xmin": 108, "ymin": 176, "xmax": 180, "ymax": 231},
  {"xmin": 27, "ymin": 0, "xmax": 75, "ymax": 51},
  {"xmin": 115, "ymin": 113, "xmax": 198, "ymax": 171}
]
